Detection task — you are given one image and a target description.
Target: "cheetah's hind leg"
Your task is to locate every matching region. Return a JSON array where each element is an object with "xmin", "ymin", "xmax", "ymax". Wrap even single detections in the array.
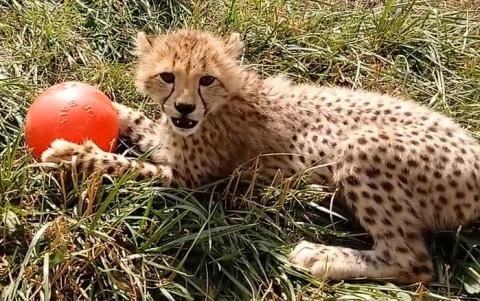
[
  {"xmin": 289, "ymin": 240, "xmax": 377, "ymax": 280},
  {"xmin": 289, "ymin": 127, "xmax": 436, "ymax": 283},
  {"xmin": 289, "ymin": 235, "xmax": 433, "ymax": 283}
]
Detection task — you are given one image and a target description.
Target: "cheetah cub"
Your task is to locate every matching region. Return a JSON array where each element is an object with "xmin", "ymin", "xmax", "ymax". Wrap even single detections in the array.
[{"xmin": 42, "ymin": 29, "xmax": 480, "ymax": 283}]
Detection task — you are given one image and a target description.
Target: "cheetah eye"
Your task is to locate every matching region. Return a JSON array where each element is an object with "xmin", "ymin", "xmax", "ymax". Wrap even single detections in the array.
[
  {"xmin": 199, "ymin": 75, "xmax": 216, "ymax": 86},
  {"xmin": 159, "ymin": 72, "xmax": 175, "ymax": 84}
]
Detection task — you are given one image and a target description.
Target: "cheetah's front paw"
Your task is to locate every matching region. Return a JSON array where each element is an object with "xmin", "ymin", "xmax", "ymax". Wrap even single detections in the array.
[{"xmin": 41, "ymin": 139, "xmax": 100, "ymax": 165}]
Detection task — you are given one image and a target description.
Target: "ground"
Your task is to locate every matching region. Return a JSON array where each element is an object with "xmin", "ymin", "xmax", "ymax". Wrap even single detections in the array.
[{"xmin": 1, "ymin": 0, "xmax": 480, "ymax": 300}]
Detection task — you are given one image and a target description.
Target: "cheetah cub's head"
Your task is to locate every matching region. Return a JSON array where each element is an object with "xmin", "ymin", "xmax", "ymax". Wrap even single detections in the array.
[{"xmin": 135, "ymin": 29, "xmax": 244, "ymax": 136}]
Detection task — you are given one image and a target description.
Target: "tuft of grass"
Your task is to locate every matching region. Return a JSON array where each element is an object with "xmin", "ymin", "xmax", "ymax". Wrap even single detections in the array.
[{"xmin": 1, "ymin": 0, "xmax": 480, "ymax": 300}]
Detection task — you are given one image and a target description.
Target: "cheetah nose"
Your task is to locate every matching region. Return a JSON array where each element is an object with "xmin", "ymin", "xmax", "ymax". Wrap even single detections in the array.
[{"xmin": 175, "ymin": 103, "xmax": 196, "ymax": 115}]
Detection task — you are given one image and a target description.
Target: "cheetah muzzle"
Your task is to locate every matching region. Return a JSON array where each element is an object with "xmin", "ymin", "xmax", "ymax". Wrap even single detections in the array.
[{"xmin": 41, "ymin": 29, "xmax": 480, "ymax": 285}]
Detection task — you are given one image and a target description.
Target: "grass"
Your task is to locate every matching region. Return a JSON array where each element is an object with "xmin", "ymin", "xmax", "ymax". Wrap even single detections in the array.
[{"xmin": 1, "ymin": 0, "xmax": 480, "ymax": 299}]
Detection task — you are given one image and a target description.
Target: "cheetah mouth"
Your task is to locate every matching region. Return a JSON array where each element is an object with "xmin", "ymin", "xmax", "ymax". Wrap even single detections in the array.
[{"xmin": 171, "ymin": 117, "xmax": 198, "ymax": 129}]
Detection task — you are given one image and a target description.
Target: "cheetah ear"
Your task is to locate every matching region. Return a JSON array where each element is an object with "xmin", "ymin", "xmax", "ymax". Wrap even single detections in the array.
[
  {"xmin": 223, "ymin": 32, "xmax": 243, "ymax": 59},
  {"xmin": 135, "ymin": 32, "xmax": 155, "ymax": 55}
]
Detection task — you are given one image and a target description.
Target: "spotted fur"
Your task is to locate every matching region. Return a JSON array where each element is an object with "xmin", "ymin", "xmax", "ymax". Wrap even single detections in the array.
[{"xmin": 42, "ymin": 29, "xmax": 480, "ymax": 283}]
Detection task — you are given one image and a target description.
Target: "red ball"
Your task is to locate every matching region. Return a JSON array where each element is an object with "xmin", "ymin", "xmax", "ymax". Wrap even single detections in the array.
[{"xmin": 25, "ymin": 81, "xmax": 119, "ymax": 159}]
